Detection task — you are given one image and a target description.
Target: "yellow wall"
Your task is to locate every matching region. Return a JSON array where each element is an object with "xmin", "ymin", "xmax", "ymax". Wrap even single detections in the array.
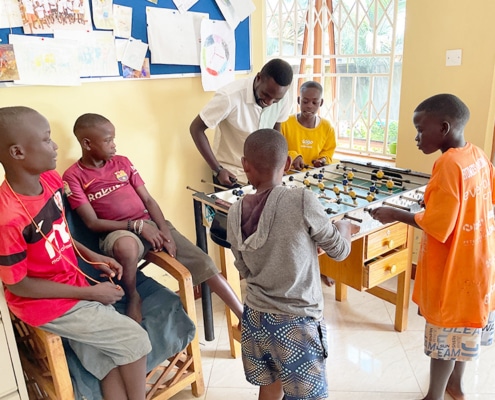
[
  {"xmin": 0, "ymin": 0, "xmax": 264, "ymax": 242},
  {"xmin": 396, "ymin": 0, "xmax": 495, "ymax": 173},
  {"xmin": 4, "ymin": 0, "xmax": 494, "ymax": 238}
]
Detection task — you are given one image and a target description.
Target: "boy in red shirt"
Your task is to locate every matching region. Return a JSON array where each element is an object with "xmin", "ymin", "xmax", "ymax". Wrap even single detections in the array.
[
  {"xmin": 0, "ymin": 106, "xmax": 151, "ymax": 400},
  {"xmin": 370, "ymin": 94, "xmax": 495, "ymax": 400},
  {"xmin": 63, "ymin": 113, "xmax": 242, "ymax": 323}
]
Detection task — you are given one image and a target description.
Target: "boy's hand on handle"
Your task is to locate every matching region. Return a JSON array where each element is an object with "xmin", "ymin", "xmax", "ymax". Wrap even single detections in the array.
[
  {"xmin": 369, "ymin": 206, "xmax": 397, "ymax": 224},
  {"xmin": 217, "ymin": 168, "xmax": 237, "ymax": 186},
  {"xmin": 292, "ymin": 155, "xmax": 305, "ymax": 170},
  {"xmin": 312, "ymin": 157, "xmax": 326, "ymax": 168},
  {"xmin": 333, "ymin": 219, "xmax": 361, "ymax": 238},
  {"xmin": 88, "ymin": 282, "xmax": 124, "ymax": 305}
]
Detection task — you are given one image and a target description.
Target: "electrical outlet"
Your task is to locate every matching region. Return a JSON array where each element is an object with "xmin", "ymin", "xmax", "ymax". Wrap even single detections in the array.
[{"xmin": 446, "ymin": 49, "xmax": 462, "ymax": 66}]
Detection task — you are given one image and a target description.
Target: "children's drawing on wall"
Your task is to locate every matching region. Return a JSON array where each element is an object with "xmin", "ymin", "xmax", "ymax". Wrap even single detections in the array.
[
  {"xmin": 123, "ymin": 57, "xmax": 149, "ymax": 78},
  {"xmin": 0, "ymin": 44, "xmax": 20, "ymax": 81},
  {"xmin": 214, "ymin": 0, "xmax": 255, "ymax": 29},
  {"xmin": 121, "ymin": 36, "xmax": 147, "ymax": 71},
  {"xmin": 146, "ymin": 7, "xmax": 206, "ymax": 66},
  {"xmin": 9, "ymin": 34, "xmax": 80, "ymax": 85},
  {"xmin": 200, "ymin": 19, "xmax": 234, "ymax": 91},
  {"xmin": 92, "ymin": 0, "xmax": 113, "ymax": 30},
  {"xmin": 172, "ymin": 0, "xmax": 199, "ymax": 14},
  {"xmin": 18, "ymin": 0, "xmax": 92, "ymax": 34},
  {"xmin": 112, "ymin": 4, "xmax": 131, "ymax": 38},
  {"xmin": 0, "ymin": 0, "xmax": 23, "ymax": 29},
  {"xmin": 54, "ymin": 29, "xmax": 119, "ymax": 77}
]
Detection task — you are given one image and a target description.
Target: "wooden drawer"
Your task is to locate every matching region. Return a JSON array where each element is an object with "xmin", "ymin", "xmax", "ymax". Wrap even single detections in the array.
[
  {"xmin": 363, "ymin": 248, "xmax": 409, "ymax": 288},
  {"xmin": 365, "ymin": 223, "xmax": 408, "ymax": 259}
]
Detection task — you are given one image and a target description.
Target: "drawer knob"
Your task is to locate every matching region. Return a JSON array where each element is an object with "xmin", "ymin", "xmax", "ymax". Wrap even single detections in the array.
[
  {"xmin": 386, "ymin": 264, "xmax": 397, "ymax": 274},
  {"xmin": 386, "ymin": 239, "xmax": 395, "ymax": 249}
]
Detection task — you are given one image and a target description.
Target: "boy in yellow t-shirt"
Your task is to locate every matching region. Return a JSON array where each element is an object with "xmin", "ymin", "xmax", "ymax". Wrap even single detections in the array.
[
  {"xmin": 281, "ymin": 81, "xmax": 336, "ymax": 170},
  {"xmin": 370, "ymin": 94, "xmax": 495, "ymax": 400}
]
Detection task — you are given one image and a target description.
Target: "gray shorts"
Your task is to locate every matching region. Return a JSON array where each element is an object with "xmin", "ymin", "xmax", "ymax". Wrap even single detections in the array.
[
  {"xmin": 100, "ymin": 221, "xmax": 154, "ymax": 260},
  {"xmin": 40, "ymin": 300, "xmax": 151, "ymax": 379},
  {"xmin": 100, "ymin": 220, "xmax": 218, "ymax": 286}
]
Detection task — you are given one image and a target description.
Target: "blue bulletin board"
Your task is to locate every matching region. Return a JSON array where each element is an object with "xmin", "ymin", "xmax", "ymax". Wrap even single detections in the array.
[{"xmin": 0, "ymin": 0, "xmax": 251, "ymax": 80}]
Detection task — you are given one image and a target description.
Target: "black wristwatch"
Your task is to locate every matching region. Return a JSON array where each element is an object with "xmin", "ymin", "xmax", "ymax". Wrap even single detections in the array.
[{"xmin": 212, "ymin": 165, "xmax": 224, "ymax": 177}]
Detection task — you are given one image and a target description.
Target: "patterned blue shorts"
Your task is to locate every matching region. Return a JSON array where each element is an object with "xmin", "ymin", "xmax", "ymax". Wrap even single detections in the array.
[{"xmin": 241, "ymin": 305, "xmax": 328, "ymax": 400}]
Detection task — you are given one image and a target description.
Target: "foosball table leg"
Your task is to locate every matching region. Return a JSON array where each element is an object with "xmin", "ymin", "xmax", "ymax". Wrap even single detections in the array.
[
  {"xmin": 394, "ymin": 225, "xmax": 414, "ymax": 332},
  {"xmin": 334, "ymin": 281, "xmax": 348, "ymax": 301},
  {"xmin": 218, "ymin": 245, "xmax": 242, "ymax": 358},
  {"xmin": 394, "ymin": 269, "xmax": 411, "ymax": 332}
]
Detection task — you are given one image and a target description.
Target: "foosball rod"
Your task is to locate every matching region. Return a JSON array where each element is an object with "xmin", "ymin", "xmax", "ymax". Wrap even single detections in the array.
[
  {"xmin": 328, "ymin": 166, "xmax": 395, "ymax": 188},
  {"xmin": 381, "ymin": 201, "xmax": 411, "ymax": 212},
  {"xmin": 336, "ymin": 164, "xmax": 424, "ymax": 186},
  {"xmin": 288, "ymin": 176, "xmax": 359, "ymax": 206},
  {"xmin": 187, "ymin": 185, "xmax": 233, "ymax": 210},
  {"xmin": 307, "ymin": 171, "xmax": 372, "ymax": 192},
  {"xmin": 399, "ymin": 194, "xmax": 423, "ymax": 204},
  {"xmin": 200, "ymin": 179, "xmax": 231, "ymax": 191},
  {"xmin": 362, "ymin": 200, "xmax": 412, "ymax": 213},
  {"xmin": 342, "ymin": 214, "xmax": 363, "ymax": 223}
]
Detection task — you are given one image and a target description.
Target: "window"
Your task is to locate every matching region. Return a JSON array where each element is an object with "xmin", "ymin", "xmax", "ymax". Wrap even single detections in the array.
[{"xmin": 266, "ymin": 0, "xmax": 406, "ymax": 158}]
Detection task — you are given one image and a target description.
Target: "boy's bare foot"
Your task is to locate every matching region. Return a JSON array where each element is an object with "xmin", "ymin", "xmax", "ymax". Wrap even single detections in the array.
[
  {"xmin": 321, "ymin": 274, "xmax": 335, "ymax": 287},
  {"xmin": 126, "ymin": 293, "xmax": 143, "ymax": 323}
]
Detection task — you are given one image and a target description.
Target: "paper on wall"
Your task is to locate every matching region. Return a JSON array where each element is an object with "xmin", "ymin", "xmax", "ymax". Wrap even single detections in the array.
[
  {"xmin": 200, "ymin": 19, "xmax": 235, "ymax": 91},
  {"xmin": 54, "ymin": 29, "xmax": 119, "ymax": 77},
  {"xmin": 10, "ymin": 34, "xmax": 80, "ymax": 85},
  {"xmin": 172, "ymin": 0, "xmax": 199, "ymax": 14},
  {"xmin": 121, "ymin": 37, "xmax": 148, "ymax": 71},
  {"xmin": 113, "ymin": 4, "xmax": 132, "ymax": 38},
  {"xmin": 146, "ymin": 7, "xmax": 207, "ymax": 66},
  {"xmin": 0, "ymin": 0, "xmax": 22, "ymax": 29},
  {"xmin": 214, "ymin": 0, "xmax": 255, "ymax": 30}
]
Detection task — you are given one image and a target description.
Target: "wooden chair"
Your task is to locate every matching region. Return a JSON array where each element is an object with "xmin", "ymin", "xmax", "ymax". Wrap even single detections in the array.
[{"xmin": 9, "ymin": 202, "xmax": 205, "ymax": 400}]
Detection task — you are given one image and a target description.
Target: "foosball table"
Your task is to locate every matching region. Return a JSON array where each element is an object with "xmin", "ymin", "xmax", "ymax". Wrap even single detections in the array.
[{"xmin": 189, "ymin": 160, "xmax": 430, "ymax": 352}]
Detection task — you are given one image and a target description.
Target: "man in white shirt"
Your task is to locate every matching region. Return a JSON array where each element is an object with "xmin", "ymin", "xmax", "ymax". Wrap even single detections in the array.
[{"xmin": 190, "ymin": 59, "xmax": 293, "ymax": 187}]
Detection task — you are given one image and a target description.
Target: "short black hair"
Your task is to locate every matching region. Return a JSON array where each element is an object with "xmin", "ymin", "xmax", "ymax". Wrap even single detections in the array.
[
  {"xmin": 244, "ymin": 129, "xmax": 288, "ymax": 173},
  {"xmin": 414, "ymin": 94, "xmax": 470, "ymax": 126},
  {"xmin": 0, "ymin": 106, "xmax": 37, "ymax": 134},
  {"xmin": 0, "ymin": 106, "xmax": 39, "ymax": 151},
  {"xmin": 73, "ymin": 113, "xmax": 111, "ymax": 138},
  {"xmin": 300, "ymin": 81, "xmax": 323, "ymax": 95},
  {"xmin": 259, "ymin": 59, "xmax": 293, "ymax": 87}
]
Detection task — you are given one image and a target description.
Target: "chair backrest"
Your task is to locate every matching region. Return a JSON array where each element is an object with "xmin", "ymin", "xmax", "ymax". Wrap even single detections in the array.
[
  {"xmin": 63, "ymin": 196, "xmax": 100, "ymax": 251},
  {"xmin": 63, "ymin": 196, "xmax": 103, "ymax": 282}
]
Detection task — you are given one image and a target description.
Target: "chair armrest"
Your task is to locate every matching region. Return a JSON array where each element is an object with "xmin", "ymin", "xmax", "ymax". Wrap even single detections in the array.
[
  {"xmin": 11, "ymin": 313, "xmax": 75, "ymax": 400},
  {"xmin": 142, "ymin": 251, "xmax": 197, "ymax": 320},
  {"xmin": 143, "ymin": 251, "xmax": 192, "ymax": 284}
]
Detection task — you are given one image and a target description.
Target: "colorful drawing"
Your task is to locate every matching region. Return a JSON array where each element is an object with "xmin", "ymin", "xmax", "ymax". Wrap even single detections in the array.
[
  {"xmin": 18, "ymin": 0, "xmax": 92, "ymax": 35},
  {"xmin": 201, "ymin": 34, "xmax": 229, "ymax": 76},
  {"xmin": 122, "ymin": 57, "xmax": 149, "ymax": 79},
  {"xmin": 200, "ymin": 19, "xmax": 235, "ymax": 91},
  {"xmin": 0, "ymin": 44, "xmax": 20, "ymax": 81},
  {"xmin": 92, "ymin": 0, "xmax": 114, "ymax": 30}
]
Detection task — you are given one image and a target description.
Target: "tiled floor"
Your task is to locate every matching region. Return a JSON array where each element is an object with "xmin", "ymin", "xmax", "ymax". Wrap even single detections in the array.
[{"xmin": 170, "ymin": 278, "xmax": 495, "ymax": 400}]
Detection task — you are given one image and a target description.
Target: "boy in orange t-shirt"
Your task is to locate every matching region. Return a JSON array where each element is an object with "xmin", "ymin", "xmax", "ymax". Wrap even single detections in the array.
[{"xmin": 370, "ymin": 94, "xmax": 495, "ymax": 400}]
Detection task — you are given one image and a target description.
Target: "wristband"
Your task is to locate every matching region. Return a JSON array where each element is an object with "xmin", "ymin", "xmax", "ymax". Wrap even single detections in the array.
[
  {"xmin": 127, "ymin": 219, "xmax": 132, "ymax": 231},
  {"xmin": 212, "ymin": 165, "xmax": 224, "ymax": 177}
]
